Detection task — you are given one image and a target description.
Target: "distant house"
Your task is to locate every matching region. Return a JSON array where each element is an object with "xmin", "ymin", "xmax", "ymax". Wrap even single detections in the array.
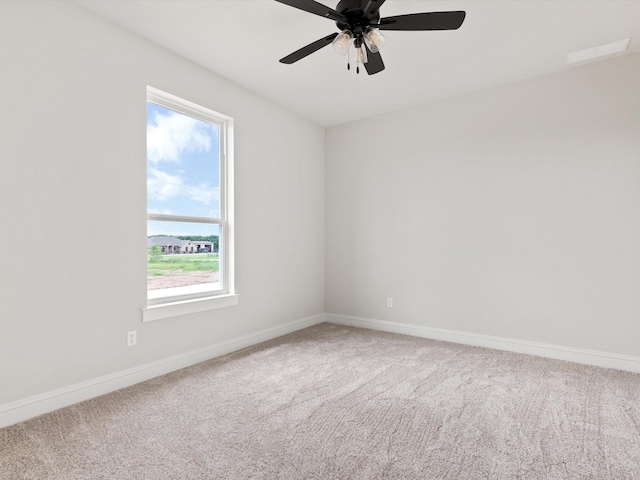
[{"xmin": 147, "ymin": 236, "xmax": 214, "ymax": 254}]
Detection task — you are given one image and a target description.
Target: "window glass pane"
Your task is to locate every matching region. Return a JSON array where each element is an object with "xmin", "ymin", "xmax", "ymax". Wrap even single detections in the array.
[
  {"xmin": 147, "ymin": 221, "xmax": 220, "ymax": 291},
  {"xmin": 147, "ymin": 103, "xmax": 220, "ymax": 218}
]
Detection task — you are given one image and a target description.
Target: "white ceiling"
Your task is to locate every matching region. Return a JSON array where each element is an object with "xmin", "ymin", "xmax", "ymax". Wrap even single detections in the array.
[{"xmin": 73, "ymin": 0, "xmax": 640, "ymax": 127}]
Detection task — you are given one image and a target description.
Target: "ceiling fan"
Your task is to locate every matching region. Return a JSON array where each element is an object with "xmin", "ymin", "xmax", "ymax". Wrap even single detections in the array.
[{"xmin": 275, "ymin": 0, "xmax": 466, "ymax": 75}]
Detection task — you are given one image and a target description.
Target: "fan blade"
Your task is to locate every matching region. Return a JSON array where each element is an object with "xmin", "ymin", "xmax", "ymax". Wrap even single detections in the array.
[
  {"xmin": 360, "ymin": 0, "xmax": 387, "ymax": 16},
  {"xmin": 279, "ymin": 33, "xmax": 338, "ymax": 64},
  {"xmin": 274, "ymin": 0, "xmax": 347, "ymax": 23},
  {"xmin": 364, "ymin": 46, "xmax": 385, "ymax": 75},
  {"xmin": 377, "ymin": 11, "xmax": 466, "ymax": 31}
]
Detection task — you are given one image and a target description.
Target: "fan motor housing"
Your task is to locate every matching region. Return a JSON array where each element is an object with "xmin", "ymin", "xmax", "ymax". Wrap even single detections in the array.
[{"xmin": 335, "ymin": 0, "xmax": 380, "ymax": 33}]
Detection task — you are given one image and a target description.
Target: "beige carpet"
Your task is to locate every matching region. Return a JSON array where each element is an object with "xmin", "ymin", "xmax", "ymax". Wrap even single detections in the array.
[{"xmin": 2, "ymin": 323, "xmax": 640, "ymax": 479}]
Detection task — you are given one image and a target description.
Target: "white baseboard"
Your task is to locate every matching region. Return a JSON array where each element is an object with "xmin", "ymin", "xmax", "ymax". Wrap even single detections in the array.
[
  {"xmin": 0, "ymin": 313, "xmax": 325, "ymax": 429},
  {"xmin": 5, "ymin": 312, "xmax": 638, "ymax": 430},
  {"xmin": 327, "ymin": 313, "xmax": 640, "ymax": 373}
]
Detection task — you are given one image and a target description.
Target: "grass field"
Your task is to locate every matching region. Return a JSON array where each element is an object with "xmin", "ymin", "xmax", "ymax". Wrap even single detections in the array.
[{"xmin": 148, "ymin": 253, "xmax": 219, "ymax": 276}]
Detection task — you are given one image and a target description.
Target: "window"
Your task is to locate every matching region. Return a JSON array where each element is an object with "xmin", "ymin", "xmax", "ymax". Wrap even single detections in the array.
[{"xmin": 143, "ymin": 87, "xmax": 236, "ymax": 322}]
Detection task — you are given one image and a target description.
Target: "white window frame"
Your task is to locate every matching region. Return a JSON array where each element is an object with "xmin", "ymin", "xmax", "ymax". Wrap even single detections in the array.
[{"xmin": 142, "ymin": 87, "xmax": 237, "ymax": 322}]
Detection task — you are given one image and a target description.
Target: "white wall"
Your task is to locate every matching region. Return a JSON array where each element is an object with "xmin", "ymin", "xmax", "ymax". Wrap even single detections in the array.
[
  {"xmin": 326, "ymin": 53, "xmax": 640, "ymax": 357},
  {"xmin": 0, "ymin": 2, "xmax": 324, "ymax": 405},
  {"xmin": 2, "ymin": 1, "xmax": 639, "ymax": 413}
]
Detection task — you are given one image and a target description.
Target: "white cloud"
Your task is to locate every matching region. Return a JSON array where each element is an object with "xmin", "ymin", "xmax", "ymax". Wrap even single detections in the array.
[
  {"xmin": 147, "ymin": 110, "xmax": 216, "ymax": 163},
  {"xmin": 148, "ymin": 208, "xmax": 174, "ymax": 215},
  {"xmin": 148, "ymin": 167, "xmax": 219, "ymax": 206}
]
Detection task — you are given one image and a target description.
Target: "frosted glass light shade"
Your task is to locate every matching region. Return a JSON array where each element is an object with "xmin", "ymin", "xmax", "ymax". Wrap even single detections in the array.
[
  {"xmin": 332, "ymin": 30, "xmax": 353, "ymax": 55},
  {"xmin": 363, "ymin": 27, "xmax": 386, "ymax": 53},
  {"xmin": 354, "ymin": 43, "xmax": 368, "ymax": 64}
]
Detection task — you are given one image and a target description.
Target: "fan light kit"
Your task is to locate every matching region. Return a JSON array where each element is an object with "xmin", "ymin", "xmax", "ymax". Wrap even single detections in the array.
[
  {"xmin": 275, "ymin": 0, "xmax": 466, "ymax": 75},
  {"xmin": 332, "ymin": 26, "xmax": 386, "ymax": 72}
]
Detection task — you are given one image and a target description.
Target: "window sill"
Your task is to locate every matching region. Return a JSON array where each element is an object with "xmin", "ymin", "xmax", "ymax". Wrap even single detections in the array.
[{"xmin": 142, "ymin": 293, "xmax": 239, "ymax": 322}]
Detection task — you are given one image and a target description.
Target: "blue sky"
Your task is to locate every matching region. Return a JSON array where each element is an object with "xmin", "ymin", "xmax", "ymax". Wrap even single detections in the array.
[{"xmin": 147, "ymin": 103, "xmax": 220, "ymax": 237}]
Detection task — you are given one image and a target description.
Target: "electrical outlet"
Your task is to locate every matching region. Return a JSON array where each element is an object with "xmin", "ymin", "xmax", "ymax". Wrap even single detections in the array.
[
  {"xmin": 127, "ymin": 330, "xmax": 137, "ymax": 347},
  {"xmin": 387, "ymin": 298, "xmax": 393, "ymax": 308}
]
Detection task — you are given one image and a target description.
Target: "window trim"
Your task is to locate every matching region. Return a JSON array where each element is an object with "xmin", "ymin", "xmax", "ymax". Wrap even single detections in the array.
[{"xmin": 143, "ymin": 86, "xmax": 236, "ymax": 322}]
